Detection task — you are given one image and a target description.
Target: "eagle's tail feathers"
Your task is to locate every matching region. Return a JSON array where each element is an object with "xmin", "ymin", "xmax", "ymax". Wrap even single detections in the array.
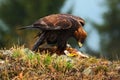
[
  {"xmin": 32, "ymin": 32, "xmax": 47, "ymax": 51},
  {"xmin": 18, "ymin": 25, "xmax": 40, "ymax": 30}
]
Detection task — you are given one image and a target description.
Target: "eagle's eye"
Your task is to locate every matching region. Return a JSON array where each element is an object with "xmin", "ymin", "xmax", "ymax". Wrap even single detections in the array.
[{"xmin": 80, "ymin": 22, "xmax": 84, "ymax": 26}]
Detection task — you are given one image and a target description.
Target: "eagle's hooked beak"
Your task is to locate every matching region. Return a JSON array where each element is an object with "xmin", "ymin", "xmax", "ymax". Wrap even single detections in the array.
[{"xmin": 78, "ymin": 42, "xmax": 83, "ymax": 48}]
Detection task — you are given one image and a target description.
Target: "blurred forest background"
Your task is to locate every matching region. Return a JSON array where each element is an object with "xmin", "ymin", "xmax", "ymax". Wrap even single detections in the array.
[{"xmin": 0, "ymin": 0, "xmax": 120, "ymax": 60}]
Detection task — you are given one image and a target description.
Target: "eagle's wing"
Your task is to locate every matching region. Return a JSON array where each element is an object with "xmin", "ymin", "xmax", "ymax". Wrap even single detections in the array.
[
  {"xmin": 59, "ymin": 14, "xmax": 85, "ymax": 26},
  {"xmin": 33, "ymin": 14, "xmax": 72, "ymax": 30}
]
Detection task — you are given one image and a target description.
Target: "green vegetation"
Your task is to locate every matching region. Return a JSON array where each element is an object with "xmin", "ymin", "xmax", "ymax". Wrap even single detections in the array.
[{"xmin": 0, "ymin": 46, "xmax": 120, "ymax": 80}]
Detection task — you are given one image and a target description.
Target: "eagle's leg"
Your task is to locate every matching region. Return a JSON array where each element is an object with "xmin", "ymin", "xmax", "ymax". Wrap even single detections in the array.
[
  {"xmin": 32, "ymin": 32, "xmax": 47, "ymax": 51},
  {"xmin": 57, "ymin": 39, "xmax": 67, "ymax": 54}
]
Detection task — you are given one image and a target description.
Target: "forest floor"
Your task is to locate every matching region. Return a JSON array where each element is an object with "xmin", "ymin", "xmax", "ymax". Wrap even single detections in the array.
[{"xmin": 0, "ymin": 46, "xmax": 120, "ymax": 80}]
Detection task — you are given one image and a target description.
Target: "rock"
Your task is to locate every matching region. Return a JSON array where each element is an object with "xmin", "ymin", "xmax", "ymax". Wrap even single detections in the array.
[
  {"xmin": 82, "ymin": 67, "xmax": 93, "ymax": 76},
  {"xmin": 0, "ymin": 50, "xmax": 12, "ymax": 55}
]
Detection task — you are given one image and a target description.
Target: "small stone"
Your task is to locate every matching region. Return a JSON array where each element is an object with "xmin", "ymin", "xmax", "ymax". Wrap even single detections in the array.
[
  {"xmin": 0, "ymin": 50, "xmax": 12, "ymax": 55},
  {"xmin": 0, "ymin": 60, "xmax": 5, "ymax": 64},
  {"xmin": 82, "ymin": 67, "xmax": 93, "ymax": 76}
]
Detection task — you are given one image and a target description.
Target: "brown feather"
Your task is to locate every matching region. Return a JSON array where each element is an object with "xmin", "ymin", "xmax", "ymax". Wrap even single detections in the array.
[{"xmin": 33, "ymin": 14, "xmax": 73, "ymax": 30}]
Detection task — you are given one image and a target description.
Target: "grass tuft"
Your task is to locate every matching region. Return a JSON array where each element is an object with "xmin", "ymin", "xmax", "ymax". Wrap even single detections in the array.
[{"xmin": 0, "ymin": 46, "xmax": 120, "ymax": 80}]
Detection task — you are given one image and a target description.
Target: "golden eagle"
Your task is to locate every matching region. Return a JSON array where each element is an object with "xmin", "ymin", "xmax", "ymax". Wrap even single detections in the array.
[{"xmin": 20, "ymin": 14, "xmax": 87, "ymax": 54}]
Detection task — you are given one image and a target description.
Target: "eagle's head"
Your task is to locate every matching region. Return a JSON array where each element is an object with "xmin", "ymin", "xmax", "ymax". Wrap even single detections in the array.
[
  {"xmin": 74, "ymin": 25, "xmax": 87, "ymax": 48},
  {"xmin": 66, "ymin": 14, "xmax": 86, "ymax": 47}
]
